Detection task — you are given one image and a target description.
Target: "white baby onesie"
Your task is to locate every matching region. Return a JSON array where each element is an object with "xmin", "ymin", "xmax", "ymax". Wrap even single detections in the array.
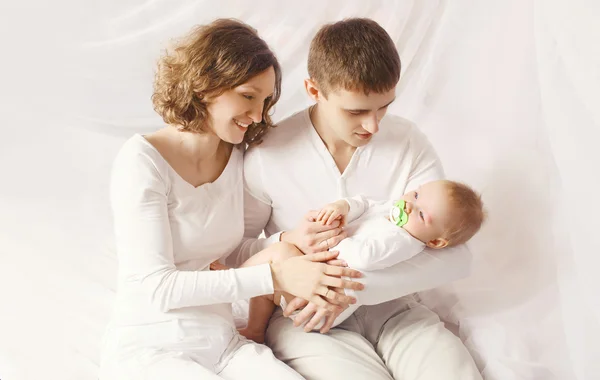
[{"xmin": 337, "ymin": 195, "xmax": 425, "ymax": 271}]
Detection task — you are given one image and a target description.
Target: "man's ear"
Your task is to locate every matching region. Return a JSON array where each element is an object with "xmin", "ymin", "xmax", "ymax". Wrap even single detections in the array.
[
  {"xmin": 426, "ymin": 238, "xmax": 449, "ymax": 249},
  {"xmin": 304, "ymin": 78, "xmax": 323, "ymax": 102}
]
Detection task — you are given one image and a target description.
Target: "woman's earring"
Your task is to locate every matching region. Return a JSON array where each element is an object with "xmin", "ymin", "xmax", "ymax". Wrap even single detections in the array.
[{"xmin": 193, "ymin": 90, "xmax": 205, "ymax": 101}]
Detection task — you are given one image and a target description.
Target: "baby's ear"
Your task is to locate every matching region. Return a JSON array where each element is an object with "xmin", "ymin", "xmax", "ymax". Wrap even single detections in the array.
[{"xmin": 426, "ymin": 238, "xmax": 448, "ymax": 249}]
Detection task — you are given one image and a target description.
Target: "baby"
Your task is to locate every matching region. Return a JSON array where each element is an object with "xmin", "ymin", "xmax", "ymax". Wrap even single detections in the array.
[
  {"xmin": 214, "ymin": 179, "xmax": 485, "ymax": 343},
  {"xmin": 316, "ymin": 179, "xmax": 486, "ymax": 271}
]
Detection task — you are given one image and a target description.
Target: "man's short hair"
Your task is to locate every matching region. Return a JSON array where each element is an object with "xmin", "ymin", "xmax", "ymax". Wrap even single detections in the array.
[{"xmin": 308, "ymin": 18, "xmax": 401, "ymax": 96}]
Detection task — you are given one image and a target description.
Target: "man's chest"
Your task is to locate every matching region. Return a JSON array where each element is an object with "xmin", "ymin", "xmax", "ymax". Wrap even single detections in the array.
[
  {"xmin": 260, "ymin": 130, "xmax": 419, "ymax": 231},
  {"xmin": 267, "ymin": 165, "xmax": 410, "ymax": 231}
]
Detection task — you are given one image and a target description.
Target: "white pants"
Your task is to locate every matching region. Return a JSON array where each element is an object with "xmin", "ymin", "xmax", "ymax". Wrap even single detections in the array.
[
  {"xmin": 139, "ymin": 340, "xmax": 304, "ymax": 380},
  {"xmin": 265, "ymin": 296, "xmax": 482, "ymax": 380},
  {"xmin": 99, "ymin": 318, "xmax": 303, "ymax": 380}
]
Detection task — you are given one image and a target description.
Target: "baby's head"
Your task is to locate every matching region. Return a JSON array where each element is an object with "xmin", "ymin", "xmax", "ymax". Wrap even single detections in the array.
[{"xmin": 398, "ymin": 180, "xmax": 485, "ymax": 248}]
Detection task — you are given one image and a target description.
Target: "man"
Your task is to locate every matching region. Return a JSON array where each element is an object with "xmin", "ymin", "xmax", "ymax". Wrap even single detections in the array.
[{"xmin": 229, "ymin": 18, "xmax": 482, "ymax": 380}]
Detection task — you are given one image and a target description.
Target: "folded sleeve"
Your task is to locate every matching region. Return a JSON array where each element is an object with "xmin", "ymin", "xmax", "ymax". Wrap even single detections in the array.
[
  {"xmin": 338, "ymin": 223, "xmax": 424, "ymax": 271},
  {"xmin": 343, "ymin": 195, "xmax": 371, "ymax": 224}
]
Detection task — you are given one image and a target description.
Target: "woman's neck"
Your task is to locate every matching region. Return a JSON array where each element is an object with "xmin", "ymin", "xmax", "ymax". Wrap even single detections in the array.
[{"xmin": 167, "ymin": 126, "xmax": 225, "ymax": 166}]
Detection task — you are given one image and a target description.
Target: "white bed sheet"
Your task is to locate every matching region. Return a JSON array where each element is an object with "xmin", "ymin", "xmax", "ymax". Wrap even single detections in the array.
[{"xmin": 1, "ymin": 1, "xmax": 598, "ymax": 379}]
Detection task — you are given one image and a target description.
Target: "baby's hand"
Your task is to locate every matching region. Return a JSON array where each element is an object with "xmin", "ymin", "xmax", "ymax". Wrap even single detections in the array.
[{"xmin": 316, "ymin": 200, "xmax": 350, "ymax": 226}]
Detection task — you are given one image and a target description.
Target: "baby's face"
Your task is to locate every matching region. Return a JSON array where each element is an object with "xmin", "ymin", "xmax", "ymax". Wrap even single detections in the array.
[{"xmin": 400, "ymin": 181, "xmax": 452, "ymax": 246}]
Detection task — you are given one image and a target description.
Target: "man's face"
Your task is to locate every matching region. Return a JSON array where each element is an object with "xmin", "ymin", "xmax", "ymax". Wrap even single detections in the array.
[{"xmin": 318, "ymin": 87, "xmax": 396, "ymax": 148}]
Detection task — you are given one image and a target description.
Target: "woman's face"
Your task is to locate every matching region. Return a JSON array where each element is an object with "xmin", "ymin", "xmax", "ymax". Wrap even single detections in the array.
[{"xmin": 205, "ymin": 66, "xmax": 276, "ymax": 144}]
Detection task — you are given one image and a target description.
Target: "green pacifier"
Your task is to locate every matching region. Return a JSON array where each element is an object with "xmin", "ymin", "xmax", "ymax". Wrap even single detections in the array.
[{"xmin": 389, "ymin": 200, "xmax": 409, "ymax": 227}]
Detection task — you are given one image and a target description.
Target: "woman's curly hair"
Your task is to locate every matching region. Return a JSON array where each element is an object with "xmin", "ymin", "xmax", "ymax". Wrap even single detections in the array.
[{"xmin": 152, "ymin": 19, "xmax": 282, "ymax": 145}]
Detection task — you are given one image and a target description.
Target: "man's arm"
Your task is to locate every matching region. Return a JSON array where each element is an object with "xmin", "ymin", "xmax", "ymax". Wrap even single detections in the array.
[
  {"xmin": 225, "ymin": 147, "xmax": 281, "ymax": 268},
  {"xmin": 343, "ymin": 126, "xmax": 473, "ymax": 304},
  {"xmin": 290, "ymin": 243, "xmax": 472, "ymax": 331},
  {"xmin": 347, "ymin": 246, "xmax": 472, "ymax": 305},
  {"xmin": 279, "ymin": 125, "xmax": 475, "ymax": 329},
  {"xmin": 404, "ymin": 127, "xmax": 445, "ymax": 193},
  {"xmin": 225, "ymin": 186, "xmax": 280, "ymax": 268},
  {"xmin": 228, "ymin": 149, "xmax": 347, "ymax": 270}
]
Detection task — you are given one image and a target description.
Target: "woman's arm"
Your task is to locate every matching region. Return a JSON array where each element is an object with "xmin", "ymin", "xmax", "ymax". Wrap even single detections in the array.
[
  {"xmin": 111, "ymin": 150, "xmax": 274, "ymax": 313},
  {"xmin": 112, "ymin": 149, "xmax": 363, "ymax": 313}
]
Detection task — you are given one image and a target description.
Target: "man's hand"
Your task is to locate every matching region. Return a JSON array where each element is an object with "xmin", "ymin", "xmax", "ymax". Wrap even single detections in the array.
[
  {"xmin": 281, "ymin": 254, "xmax": 352, "ymax": 334},
  {"xmin": 283, "ymin": 293, "xmax": 349, "ymax": 334},
  {"xmin": 281, "ymin": 210, "xmax": 347, "ymax": 254}
]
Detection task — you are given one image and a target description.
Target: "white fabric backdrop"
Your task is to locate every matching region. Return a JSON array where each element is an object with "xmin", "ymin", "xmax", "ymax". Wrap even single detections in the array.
[{"xmin": 0, "ymin": 1, "xmax": 598, "ymax": 379}]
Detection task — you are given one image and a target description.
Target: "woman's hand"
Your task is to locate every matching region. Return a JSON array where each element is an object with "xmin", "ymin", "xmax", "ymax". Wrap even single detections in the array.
[
  {"xmin": 281, "ymin": 211, "xmax": 347, "ymax": 253},
  {"xmin": 269, "ymin": 246, "xmax": 363, "ymax": 312}
]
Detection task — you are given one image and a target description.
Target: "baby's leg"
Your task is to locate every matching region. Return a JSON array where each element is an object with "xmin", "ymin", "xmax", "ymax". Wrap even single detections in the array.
[
  {"xmin": 240, "ymin": 243, "xmax": 302, "ymax": 307},
  {"xmin": 209, "ymin": 261, "xmax": 230, "ymax": 271},
  {"xmin": 210, "ymin": 262, "xmax": 277, "ymax": 343},
  {"xmin": 238, "ymin": 243, "xmax": 303, "ymax": 344},
  {"xmin": 239, "ymin": 241, "xmax": 302, "ymax": 268},
  {"xmin": 210, "ymin": 242, "xmax": 302, "ymax": 271},
  {"xmin": 238, "ymin": 294, "xmax": 275, "ymax": 344}
]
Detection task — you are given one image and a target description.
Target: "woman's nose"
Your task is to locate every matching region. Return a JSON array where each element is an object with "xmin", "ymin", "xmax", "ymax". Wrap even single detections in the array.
[{"xmin": 248, "ymin": 104, "xmax": 264, "ymax": 124}]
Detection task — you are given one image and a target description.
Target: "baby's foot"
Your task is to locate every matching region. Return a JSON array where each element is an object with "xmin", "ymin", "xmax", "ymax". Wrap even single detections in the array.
[
  {"xmin": 238, "ymin": 327, "xmax": 265, "ymax": 344},
  {"xmin": 210, "ymin": 261, "xmax": 230, "ymax": 271}
]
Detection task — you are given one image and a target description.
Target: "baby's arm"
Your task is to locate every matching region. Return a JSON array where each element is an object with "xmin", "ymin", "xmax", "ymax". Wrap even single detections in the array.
[
  {"xmin": 238, "ymin": 294, "xmax": 277, "ymax": 344},
  {"xmin": 317, "ymin": 195, "xmax": 373, "ymax": 226}
]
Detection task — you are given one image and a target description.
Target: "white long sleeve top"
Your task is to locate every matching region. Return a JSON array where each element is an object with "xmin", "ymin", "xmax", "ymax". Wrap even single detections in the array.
[
  {"xmin": 109, "ymin": 135, "xmax": 273, "ymax": 328},
  {"xmin": 229, "ymin": 108, "xmax": 472, "ymax": 320},
  {"xmin": 336, "ymin": 196, "xmax": 425, "ymax": 271}
]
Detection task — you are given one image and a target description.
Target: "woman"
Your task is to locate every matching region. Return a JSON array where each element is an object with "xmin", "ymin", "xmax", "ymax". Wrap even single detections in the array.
[{"xmin": 98, "ymin": 19, "xmax": 363, "ymax": 380}]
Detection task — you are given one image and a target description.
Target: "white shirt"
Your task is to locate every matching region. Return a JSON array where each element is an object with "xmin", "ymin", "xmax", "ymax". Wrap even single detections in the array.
[
  {"xmin": 336, "ymin": 195, "xmax": 425, "ymax": 271},
  {"xmin": 229, "ymin": 108, "xmax": 472, "ymax": 317},
  {"xmin": 109, "ymin": 135, "xmax": 273, "ymax": 328}
]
